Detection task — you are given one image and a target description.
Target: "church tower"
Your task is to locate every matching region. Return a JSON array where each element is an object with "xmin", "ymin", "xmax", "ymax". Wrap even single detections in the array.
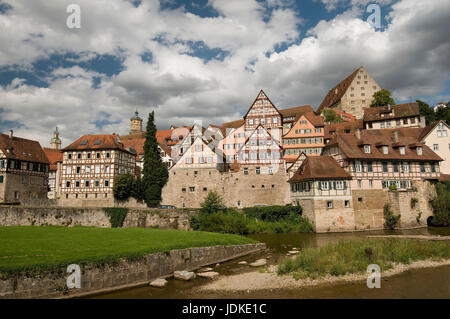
[
  {"xmin": 130, "ymin": 110, "xmax": 143, "ymax": 134},
  {"xmin": 50, "ymin": 127, "xmax": 61, "ymax": 150}
]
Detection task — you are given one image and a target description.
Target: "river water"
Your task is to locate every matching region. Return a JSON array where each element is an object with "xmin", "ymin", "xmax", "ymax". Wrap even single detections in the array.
[{"xmin": 89, "ymin": 227, "xmax": 450, "ymax": 299}]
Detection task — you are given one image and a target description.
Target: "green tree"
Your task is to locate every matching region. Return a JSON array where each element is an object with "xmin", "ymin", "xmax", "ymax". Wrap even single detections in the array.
[
  {"xmin": 200, "ymin": 190, "xmax": 226, "ymax": 214},
  {"xmin": 113, "ymin": 173, "xmax": 134, "ymax": 201},
  {"xmin": 370, "ymin": 89, "xmax": 396, "ymax": 107},
  {"xmin": 417, "ymin": 100, "xmax": 435, "ymax": 126},
  {"xmin": 142, "ymin": 111, "xmax": 169, "ymax": 207},
  {"xmin": 131, "ymin": 176, "xmax": 146, "ymax": 202},
  {"xmin": 322, "ymin": 109, "xmax": 343, "ymax": 123},
  {"xmin": 435, "ymin": 105, "xmax": 450, "ymax": 125},
  {"xmin": 430, "ymin": 182, "xmax": 450, "ymax": 226}
]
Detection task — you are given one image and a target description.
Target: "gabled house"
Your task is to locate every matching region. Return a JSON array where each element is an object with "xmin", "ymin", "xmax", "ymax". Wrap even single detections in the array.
[
  {"xmin": 0, "ymin": 130, "xmax": 50, "ymax": 204},
  {"xmin": 363, "ymin": 102, "xmax": 425, "ymax": 129},
  {"xmin": 418, "ymin": 120, "xmax": 450, "ymax": 174},
  {"xmin": 316, "ymin": 66, "xmax": 381, "ymax": 119}
]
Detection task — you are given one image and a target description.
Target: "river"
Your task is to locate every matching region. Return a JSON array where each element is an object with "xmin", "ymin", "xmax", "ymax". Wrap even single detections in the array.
[{"xmin": 89, "ymin": 227, "xmax": 450, "ymax": 299}]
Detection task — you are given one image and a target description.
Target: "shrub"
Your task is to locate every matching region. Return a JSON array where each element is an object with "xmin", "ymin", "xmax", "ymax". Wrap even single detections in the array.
[
  {"xmin": 388, "ymin": 184, "xmax": 397, "ymax": 191},
  {"xmin": 113, "ymin": 174, "xmax": 134, "ymax": 201},
  {"xmin": 410, "ymin": 197, "xmax": 418, "ymax": 209},
  {"xmin": 383, "ymin": 203, "xmax": 400, "ymax": 230},
  {"xmin": 200, "ymin": 190, "xmax": 226, "ymax": 214},
  {"xmin": 131, "ymin": 176, "xmax": 146, "ymax": 202},
  {"xmin": 103, "ymin": 208, "xmax": 129, "ymax": 228},
  {"xmin": 242, "ymin": 205, "xmax": 302, "ymax": 222},
  {"xmin": 430, "ymin": 182, "xmax": 450, "ymax": 226}
]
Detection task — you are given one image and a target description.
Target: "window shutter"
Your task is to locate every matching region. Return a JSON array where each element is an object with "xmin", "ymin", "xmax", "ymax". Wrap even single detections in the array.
[
  {"xmin": 361, "ymin": 162, "xmax": 365, "ymax": 172},
  {"xmin": 353, "ymin": 161, "xmax": 356, "ymax": 172}
]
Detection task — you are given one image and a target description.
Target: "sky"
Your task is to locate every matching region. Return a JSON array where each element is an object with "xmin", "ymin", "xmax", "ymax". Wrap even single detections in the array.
[{"xmin": 0, "ymin": 0, "xmax": 449, "ymax": 148}]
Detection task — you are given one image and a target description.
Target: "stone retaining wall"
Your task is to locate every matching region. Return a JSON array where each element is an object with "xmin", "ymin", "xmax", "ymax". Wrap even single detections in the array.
[
  {"xmin": 0, "ymin": 243, "xmax": 266, "ymax": 299},
  {"xmin": 0, "ymin": 206, "xmax": 196, "ymax": 230}
]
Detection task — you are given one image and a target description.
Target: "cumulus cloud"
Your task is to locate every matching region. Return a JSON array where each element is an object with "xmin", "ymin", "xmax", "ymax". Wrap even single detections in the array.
[{"xmin": 0, "ymin": 0, "xmax": 449, "ymax": 148}]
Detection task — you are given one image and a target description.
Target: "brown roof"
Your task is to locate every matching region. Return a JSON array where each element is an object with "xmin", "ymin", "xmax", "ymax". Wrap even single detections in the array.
[
  {"xmin": 316, "ymin": 67, "xmax": 361, "ymax": 115},
  {"xmin": 304, "ymin": 111, "xmax": 325, "ymax": 126},
  {"xmin": 63, "ymin": 134, "xmax": 134, "ymax": 154},
  {"xmin": 325, "ymin": 128, "xmax": 442, "ymax": 161},
  {"xmin": 418, "ymin": 120, "xmax": 449, "ymax": 141},
  {"xmin": 243, "ymin": 89, "xmax": 282, "ymax": 118},
  {"xmin": 363, "ymin": 102, "xmax": 420, "ymax": 122},
  {"xmin": 0, "ymin": 133, "xmax": 49, "ymax": 164},
  {"xmin": 43, "ymin": 148, "xmax": 63, "ymax": 171},
  {"xmin": 289, "ymin": 156, "xmax": 351, "ymax": 182},
  {"xmin": 279, "ymin": 105, "xmax": 314, "ymax": 122},
  {"xmin": 324, "ymin": 120, "xmax": 364, "ymax": 140}
]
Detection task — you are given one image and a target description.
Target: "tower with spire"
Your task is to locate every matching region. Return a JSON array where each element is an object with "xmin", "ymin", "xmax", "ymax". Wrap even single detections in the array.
[
  {"xmin": 50, "ymin": 127, "xmax": 61, "ymax": 150},
  {"xmin": 130, "ymin": 110, "xmax": 143, "ymax": 134}
]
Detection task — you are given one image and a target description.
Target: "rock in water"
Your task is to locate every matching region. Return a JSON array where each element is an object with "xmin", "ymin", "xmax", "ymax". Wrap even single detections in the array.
[
  {"xmin": 197, "ymin": 271, "xmax": 219, "ymax": 279},
  {"xmin": 238, "ymin": 261, "xmax": 248, "ymax": 265},
  {"xmin": 149, "ymin": 278, "xmax": 167, "ymax": 288},
  {"xmin": 174, "ymin": 271, "xmax": 196, "ymax": 281},
  {"xmin": 249, "ymin": 258, "xmax": 267, "ymax": 267},
  {"xmin": 198, "ymin": 267, "xmax": 213, "ymax": 272}
]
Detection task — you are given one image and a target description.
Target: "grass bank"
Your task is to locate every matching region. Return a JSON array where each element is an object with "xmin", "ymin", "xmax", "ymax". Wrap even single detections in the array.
[
  {"xmin": 0, "ymin": 226, "xmax": 256, "ymax": 275},
  {"xmin": 278, "ymin": 239, "xmax": 450, "ymax": 279}
]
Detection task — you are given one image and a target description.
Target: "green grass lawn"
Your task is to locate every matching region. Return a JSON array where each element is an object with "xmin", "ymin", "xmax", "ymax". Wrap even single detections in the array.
[
  {"xmin": 0, "ymin": 226, "xmax": 256, "ymax": 274},
  {"xmin": 278, "ymin": 239, "xmax": 450, "ymax": 279}
]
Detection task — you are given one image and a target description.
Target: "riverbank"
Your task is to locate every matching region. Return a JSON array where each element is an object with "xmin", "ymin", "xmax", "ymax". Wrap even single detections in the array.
[{"xmin": 199, "ymin": 259, "xmax": 450, "ymax": 292}]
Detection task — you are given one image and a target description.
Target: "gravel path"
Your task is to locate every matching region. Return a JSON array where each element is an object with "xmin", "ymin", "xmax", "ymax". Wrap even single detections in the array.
[{"xmin": 198, "ymin": 259, "xmax": 450, "ymax": 292}]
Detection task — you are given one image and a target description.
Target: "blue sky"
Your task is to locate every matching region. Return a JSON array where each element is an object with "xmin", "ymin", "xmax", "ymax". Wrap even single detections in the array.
[{"xmin": 0, "ymin": 0, "xmax": 449, "ymax": 146}]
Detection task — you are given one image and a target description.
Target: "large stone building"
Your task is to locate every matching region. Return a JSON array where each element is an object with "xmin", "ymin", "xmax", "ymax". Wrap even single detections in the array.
[
  {"xmin": 316, "ymin": 66, "xmax": 381, "ymax": 120},
  {"xmin": 0, "ymin": 130, "xmax": 50, "ymax": 204},
  {"xmin": 60, "ymin": 134, "xmax": 136, "ymax": 202}
]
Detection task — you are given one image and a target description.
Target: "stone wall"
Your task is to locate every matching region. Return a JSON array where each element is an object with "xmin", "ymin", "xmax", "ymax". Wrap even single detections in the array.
[
  {"xmin": 0, "ymin": 206, "xmax": 196, "ymax": 230},
  {"xmin": 161, "ymin": 166, "xmax": 290, "ymax": 208},
  {"xmin": 0, "ymin": 243, "xmax": 266, "ymax": 299}
]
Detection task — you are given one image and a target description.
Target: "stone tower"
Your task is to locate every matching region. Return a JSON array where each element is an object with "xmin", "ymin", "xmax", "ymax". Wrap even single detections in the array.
[
  {"xmin": 130, "ymin": 110, "xmax": 143, "ymax": 134},
  {"xmin": 50, "ymin": 127, "xmax": 61, "ymax": 150}
]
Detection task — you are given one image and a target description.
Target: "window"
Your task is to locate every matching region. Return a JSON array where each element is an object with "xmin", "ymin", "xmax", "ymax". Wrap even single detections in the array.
[
  {"xmin": 85, "ymin": 181, "xmax": 90, "ymax": 187},
  {"xmin": 364, "ymin": 145, "xmax": 371, "ymax": 154},
  {"xmin": 402, "ymin": 162, "xmax": 409, "ymax": 173},
  {"xmin": 345, "ymin": 200, "xmax": 350, "ymax": 208},
  {"xmin": 95, "ymin": 165, "xmax": 100, "ymax": 174},
  {"xmin": 68, "ymin": 154, "xmax": 72, "ymax": 159},
  {"xmin": 75, "ymin": 181, "xmax": 80, "ymax": 188},
  {"xmin": 433, "ymin": 144, "xmax": 439, "ymax": 151},
  {"xmin": 315, "ymin": 127, "xmax": 321, "ymax": 133},
  {"xmin": 87, "ymin": 153, "xmax": 91, "ymax": 159},
  {"xmin": 382, "ymin": 162, "xmax": 388, "ymax": 173},
  {"xmin": 203, "ymin": 187, "xmax": 207, "ymax": 192},
  {"xmin": 189, "ymin": 186, "xmax": 195, "ymax": 192},
  {"xmin": 76, "ymin": 166, "xmax": 81, "ymax": 174},
  {"xmin": 410, "ymin": 117, "xmax": 415, "ymax": 124},
  {"xmin": 393, "ymin": 162, "xmax": 399, "ymax": 172},
  {"xmin": 403, "ymin": 118, "xmax": 408, "ymax": 125},
  {"xmin": 256, "ymin": 167, "xmax": 260, "ymax": 174},
  {"xmin": 320, "ymin": 181, "xmax": 329, "ymax": 190},
  {"xmin": 77, "ymin": 153, "xmax": 82, "ymax": 159},
  {"xmin": 380, "ymin": 122, "xmax": 385, "ymax": 128},
  {"xmin": 367, "ymin": 162, "xmax": 373, "ymax": 172},
  {"xmin": 272, "ymin": 117, "xmax": 278, "ymax": 123},
  {"xmin": 382, "ymin": 146, "xmax": 388, "ymax": 154},
  {"xmin": 105, "ymin": 165, "xmax": 110, "ymax": 173},
  {"xmin": 66, "ymin": 166, "xmax": 72, "ymax": 174},
  {"xmin": 104, "ymin": 180, "xmax": 109, "ymax": 187},
  {"xmin": 96, "ymin": 152, "xmax": 101, "ymax": 159},
  {"xmin": 399, "ymin": 147, "xmax": 405, "ymax": 155},
  {"xmin": 0, "ymin": 176, "xmax": 3, "ymax": 183},
  {"xmin": 420, "ymin": 163, "xmax": 425, "ymax": 173},
  {"xmin": 355, "ymin": 161, "xmax": 363, "ymax": 173},
  {"xmin": 335, "ymin": 181, "xmax": 345, "ymax": 190},
  {"xmin": 369, "ymin": 180, "xmax": 373, "ymax": 189},
  {"xmin": 430, "ymin": 163, "xmax": 436, "ymax": 173},
  {"xmin": 106, "ymin": 152, "xmax": 110, "ymax": 158},
  {"xmin": 66, "ymin": 181, "xmax": 70, "ymax": 188},
  {"xmin": 396, "ymin": 119, "xmax": 401, "ymax": 126},
  {"xmin": 417, "ymin": 147, "xmax": 423, "ymax": 155},
  {"xmin": 327, "ymin": 201, "xmax": 333, "ymax": 209},
  {"xmin": 248, "ymin": 119, "xmax": 254, "ymax": 125},
  {"xmin": 182, "ymin": 188, "xmax": 186, "ymax": 192},
  {"xmin": 86, "ymin": 166, "xmax": 91, "ymax": 174},
  {"xmin": 243, "ymin": 167, "xmax": 248, "ymax": 175},
  {"xmin": 95, "ymin": 180, "xmax": 99, "ymax": 187}
]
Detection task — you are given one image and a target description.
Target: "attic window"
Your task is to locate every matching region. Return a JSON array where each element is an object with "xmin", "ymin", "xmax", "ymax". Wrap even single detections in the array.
[
  {"xmin": 417, "ymin": 147, "xmax": 423, "ymax": 155},
  {"xmin": 399, "ymin": 147, "xmax": 405, "ymax": 155},
  {"xmin": 80, "ymin": 140, "xmax": 88, "ymax": 145},
  {"xmin": 364, "ymin": 145, "xmax": 371, "ymax": 154},
  {"xmin": 382, "ymin": 146, "xmax": 389, "ymax": 154},
  {"xmin": 93, "ymin": 140, "xmax": 102, "ymax": 145}
]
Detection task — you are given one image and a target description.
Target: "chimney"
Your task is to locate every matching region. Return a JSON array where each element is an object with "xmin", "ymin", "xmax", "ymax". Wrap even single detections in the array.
[
  {"xmin": 387, "ymin": 104, "xmax": 391, "ymax": 111},
  {"xmin": 9, "ymin": 129, "xmax": 13, "ymax": 139},
  {"xmin": 392, "ymin": 131, "xmax": 399, "ymax": 143},
  {"xmin": 355, "ymin": 128, "xmax": 361, "ymax": 140}
]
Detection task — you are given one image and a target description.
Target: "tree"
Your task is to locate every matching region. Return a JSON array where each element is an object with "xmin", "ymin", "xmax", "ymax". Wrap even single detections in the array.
[
  {"xmin": 322, "ymin": 109, "xmax": 343, "ymax": 123},
  {"xmin": 370, "ymin": 89, "xmax": 396, "ymax": 107},
  {"xmin": 131, "ymin": 176, "xmax": 146, "ymax": 202},
  {"xmin": 113, "ymin": 173, "xmax": 134, "ymax": 201},
  {"xmin": 430, "ymin": 182, "xmax": 450, "ymax": 226},
  {"xmin": 200, "ymin": 190, "xmax": 226, "ymax": 214},
  {"xmin": 142, "ymin": 111, "xmax": 169, "ymax": 207},
  {"xmin": 435, "ymin": 105, "xmax": 450, "ymax": 125},
  {"xmin": 417, "ymin": 100, "xmax": 435, "ymax": 126}
]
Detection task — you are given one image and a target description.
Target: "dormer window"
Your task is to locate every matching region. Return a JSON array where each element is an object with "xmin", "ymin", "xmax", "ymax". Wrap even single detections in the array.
[
  {"xmin": 382, "ymin": 146, "xmax": 388, "ymax": 154},
  {"xmin": 364, "ymin": 145, "xmax": 371, "ymax": 154},
  {"xmin": 399, "ymin": 147, "xmax": 405, "ymax": 155},
  {"xmin": 417, "ymin": 147, "xmax": 423, "ymax": 155}
]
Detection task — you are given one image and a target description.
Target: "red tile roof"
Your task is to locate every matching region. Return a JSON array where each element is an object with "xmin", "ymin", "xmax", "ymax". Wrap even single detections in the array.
[
  {"xmin": 43, "ymin": 148, "xmax": 63, "ymax": 171},
  {"xmin": 316, "ymin": 67, "xmax": 361, "ymax": 115},
  {"xmin": 0, "ymin": 133, "xmax": 49, "ymax": 164},
  {"xmin": 63, "ymin": 134, "xmax": 134, "ymax": 154},
  {"xmin": 279, "ymin": 105, "xmax": 314, "ymax": 122},
  {"xmin": 289, "ymin": 156, "xmax": 351, "ymax": 182},
  {"xmin": 325, "ymin": 128, "xmax": 442, "ymax": 161},
  {"xmin": 363, "ymin": 102, "xmax": 420, "ymax": 122},
  {"xmin": 324, "ymin": 120, "xmax": 364, "ymax": 140}
]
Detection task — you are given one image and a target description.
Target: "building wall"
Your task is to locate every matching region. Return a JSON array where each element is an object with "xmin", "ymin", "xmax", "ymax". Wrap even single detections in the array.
[
  {"xmin": 218, "ymin": 125, "xmax": 246, "ymax": 162},
  {"xmin": 365, "ymin": 116, "xmax": 424, "ymax": 130},
  {"xmin": 422, "ymin": 122, "xmax": 450, "ymax": 174},
  {"xmin": 0, "ymin": 173, "xmax": 48, "ymax": 204},
  {"xmin": 339, "ymin": 67, "xmax": 380, "ymax": 119},
  {"xmin": 161, "ymin": 165, "xmax": 290, "ymax": 208}
]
